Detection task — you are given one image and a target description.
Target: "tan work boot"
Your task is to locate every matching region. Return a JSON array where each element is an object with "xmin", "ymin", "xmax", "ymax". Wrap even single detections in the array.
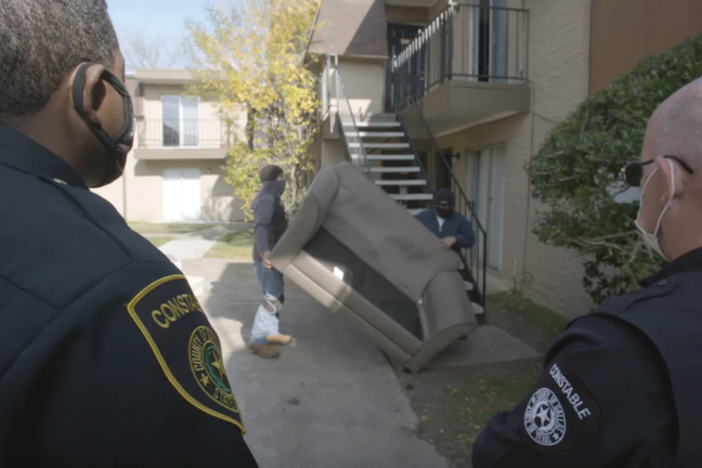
[
  {"xmin": 248, "ymin": 343, "xmax": 279, "ymax": 359},
  {"xmin": 266, "ymin": 334, "xmax": 293, "ymax": 346}
]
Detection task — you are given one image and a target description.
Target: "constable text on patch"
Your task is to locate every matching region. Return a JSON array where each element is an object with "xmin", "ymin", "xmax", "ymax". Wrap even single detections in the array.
[
  {"xmin": 151, "ymin": 293, "xmax": 204, "ymax": 329},
  {"xmin": 550, "ymin": 363, "xmax": 592, "ymax": 420}
]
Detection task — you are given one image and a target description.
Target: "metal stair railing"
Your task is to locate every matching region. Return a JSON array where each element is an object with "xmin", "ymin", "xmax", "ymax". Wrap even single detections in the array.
[
  {"xmin": 326, "ymin": 54, "xmax": 371, "ymax": 177},
  {"xmin": 394, "ymin": 89, "xmax": 488, "ymax": 313}
]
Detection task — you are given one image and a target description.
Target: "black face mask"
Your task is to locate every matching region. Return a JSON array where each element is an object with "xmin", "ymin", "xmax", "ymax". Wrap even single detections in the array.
[
  {"xmin": 436, "ymin": 207, "xmax": 453, "ymax": 219},
  {"xmin": 273, "ymin": 179, "xmax": 286, "ymax": 195},
  {"xmin": 72, "ymin": 63, "xmax": 135, "ymax": 188}
]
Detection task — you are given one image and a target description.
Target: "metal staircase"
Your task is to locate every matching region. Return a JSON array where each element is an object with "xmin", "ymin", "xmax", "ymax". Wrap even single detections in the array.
[
  {"xmin": 328, "ymin": 54, "xmax": 486, "ymax": 321},
  {"xmin": 346, "ymin": 118, "xmax": 431, "ymax": 212}
]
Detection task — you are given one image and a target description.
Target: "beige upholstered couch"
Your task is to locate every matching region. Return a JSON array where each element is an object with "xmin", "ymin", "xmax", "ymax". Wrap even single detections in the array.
[{"xmin": 270, "ymin": 162, "xmax": 478, "ymax": 372}]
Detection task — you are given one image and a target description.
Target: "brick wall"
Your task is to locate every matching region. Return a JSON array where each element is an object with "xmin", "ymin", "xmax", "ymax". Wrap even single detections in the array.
[
  {"xmin": 521, "ymin": 0, "xmax": 593, "ymax": 318},
  {"xmin": 438, "ymin": 0, "xmax": 595, "ymax": 318}
]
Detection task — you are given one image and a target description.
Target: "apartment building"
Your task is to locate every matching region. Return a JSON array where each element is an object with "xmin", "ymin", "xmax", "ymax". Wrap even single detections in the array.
[
  {"xmin": 93, "ymin": 69, "xmax": 246, "ymax": 223},
  {"xmin": 306, "ymin": 0, "xmax": 702, "ymax": 317}
]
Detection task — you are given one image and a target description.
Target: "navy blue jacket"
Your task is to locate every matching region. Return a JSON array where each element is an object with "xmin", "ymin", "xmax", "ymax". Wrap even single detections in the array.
[
  {"xmin": 0, "ymin": 126, "xmax": 258, "ymax": 467},
  {"xmin": 471, "ymin": 249, "xmax": 702, "ymax": 467},
  {"xmin": 252, "ymin": 181, "xmax": 288, "ymax": 263},
  {"xmin": 415, "ymin": 208, "xmax": 476, "ymax": 249}
]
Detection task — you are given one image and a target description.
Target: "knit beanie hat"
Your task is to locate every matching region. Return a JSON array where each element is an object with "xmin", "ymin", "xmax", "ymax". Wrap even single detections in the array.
[{"xmin": 260, "ymin": 165, "xmax": 283, "ymax": 183}]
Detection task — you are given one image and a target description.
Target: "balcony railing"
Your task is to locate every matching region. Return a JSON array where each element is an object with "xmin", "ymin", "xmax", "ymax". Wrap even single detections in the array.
[
  {"xmin": 391, "ymin": 3, "xmax": 529, "ymax": 112},
  {"xmin": 137, "ymin": 119, "xmax": 234, "ymax": 149}
]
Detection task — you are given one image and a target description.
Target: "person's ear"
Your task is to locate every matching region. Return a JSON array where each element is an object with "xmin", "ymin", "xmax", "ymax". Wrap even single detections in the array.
[
  {"xmin": 70, "ymin": 62, "xmax": 107, "ymax": 128},
  {"xmin": 655, "ymin": 156, "xmax": 685, "ymax": 206}
]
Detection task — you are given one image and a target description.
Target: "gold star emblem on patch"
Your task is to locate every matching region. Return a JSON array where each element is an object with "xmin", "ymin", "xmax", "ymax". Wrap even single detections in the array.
[
  {"xmin": 210, "ymin": 350, "xmax": 225, "ymax": 380},
  {"xmin": 199, "ymin": 373, "xmax": 210, "ymax": 387}
]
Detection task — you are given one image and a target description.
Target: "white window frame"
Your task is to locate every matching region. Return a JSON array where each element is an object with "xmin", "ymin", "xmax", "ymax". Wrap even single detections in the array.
[{"xmin": 160, "ymin": 95, "xmax": 202, "ymax": 148}]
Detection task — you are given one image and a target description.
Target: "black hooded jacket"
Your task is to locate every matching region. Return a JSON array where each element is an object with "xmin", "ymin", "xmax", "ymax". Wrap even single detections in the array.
[{"xmin": 251, "ymin": 180, "xmax": 288, "ymax": 262}]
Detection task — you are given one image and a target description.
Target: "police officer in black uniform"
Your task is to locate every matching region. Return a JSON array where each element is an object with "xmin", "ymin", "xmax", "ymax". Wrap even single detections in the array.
[
  {"xmin": 0, "ymin": 1, "xmax": 259, "ymax": 466},
  {"xmin": 472, "ymin": 78, "xmax": 702, "ymax": 467}
]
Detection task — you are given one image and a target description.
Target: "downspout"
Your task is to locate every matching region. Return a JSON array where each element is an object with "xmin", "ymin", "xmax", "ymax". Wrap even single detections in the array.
[
  {"xmin": 521, "ymin": 1, "xmax": 532, "ymax": 292},
  {"xmin": 521, "ymin": 84, "xmax": 535, "ymax": 292}
]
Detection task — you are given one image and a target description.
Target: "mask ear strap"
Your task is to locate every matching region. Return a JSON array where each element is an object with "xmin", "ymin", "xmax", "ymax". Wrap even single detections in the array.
[
  {"xmin": 71, "ymin": 62, "xmax": 92, "ymax": 111},
  {"xmin": 72, "ymin": 62, "xmax": 117, "ymax": 150},
  {"xmin": 653, "ymin": 159, "xmax": 676, "ymax": 236}
]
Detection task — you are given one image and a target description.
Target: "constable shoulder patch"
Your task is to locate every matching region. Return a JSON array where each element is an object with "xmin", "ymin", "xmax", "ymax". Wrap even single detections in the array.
[
  {"xmin": 127, "ymin": 275, "xmax": 244, "ymax": 433},
  {"xmin": 520, "ymin": 357, "xmax": 602, "ymax": 454}
]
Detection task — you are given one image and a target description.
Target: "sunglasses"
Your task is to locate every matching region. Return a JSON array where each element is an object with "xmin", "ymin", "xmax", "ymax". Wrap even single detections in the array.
[{"xmin": 621, "ymin": 155, "xmax": 694, "ymax": 187}]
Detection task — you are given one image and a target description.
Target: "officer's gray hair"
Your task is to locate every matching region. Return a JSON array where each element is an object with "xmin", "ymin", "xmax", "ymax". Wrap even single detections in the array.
[
  {"xmin": 0, "ymin": 0, "xmax": 119, "ymax": 120},
  {"xmin": 655, "ymin": 78, "xmax": 702, "ymax": 167}
]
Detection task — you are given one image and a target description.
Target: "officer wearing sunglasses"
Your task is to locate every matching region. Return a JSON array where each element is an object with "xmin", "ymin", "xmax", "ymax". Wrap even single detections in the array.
[{"xmin": 473, "ymin": 79, "xmax": 702, "ymax": 467}]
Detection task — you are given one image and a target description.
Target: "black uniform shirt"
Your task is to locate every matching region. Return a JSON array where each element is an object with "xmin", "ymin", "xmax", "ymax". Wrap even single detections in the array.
[
  {"xmin": 0, "ymin": 126, "xmax": 258, "ymax": 467},
  {"xmin": 472, "ymin": 265, "xmax": 685, "ymax": 466}
]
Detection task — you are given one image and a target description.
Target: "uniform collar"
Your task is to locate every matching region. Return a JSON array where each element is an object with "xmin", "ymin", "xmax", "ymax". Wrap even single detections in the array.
[
  {"xmin": 0, "ymin": 125, "xmax": 87, "ymax": 188},
  {"xmin": 643, "ymin": 246, "xmax": 702, "ymax": 287}
]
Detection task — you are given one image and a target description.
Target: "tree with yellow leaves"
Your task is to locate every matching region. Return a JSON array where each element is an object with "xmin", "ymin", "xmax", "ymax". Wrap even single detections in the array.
[{"xmin": 187, "ymin": 0, "xmax": 319, "ymax": 217}]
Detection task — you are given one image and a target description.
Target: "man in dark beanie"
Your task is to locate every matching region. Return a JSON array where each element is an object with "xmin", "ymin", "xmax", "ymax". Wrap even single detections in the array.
[
  {"xmin": 249, "ymin": 164, "xmax": 291, "ymax": 358},
  {"xmin": 415, "ymin": 188, "xmax": 475, "ymax": 253}
]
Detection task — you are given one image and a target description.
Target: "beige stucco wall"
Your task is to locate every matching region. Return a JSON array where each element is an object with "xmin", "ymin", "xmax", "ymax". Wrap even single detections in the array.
[
  {"xmin": 437, "ymin": 0, "xmax": 594, "ymax": 318},
  {"xmin": 92, "ymin": 80, "xmax": 245, "ymax": 223},
  {"xmin": 142, "ymin": 84, "xmax": 221, "ymax": 121},
  {"xmin": 338, "ymin": 58, "xmax": 386, "ymax": 118},
  {"xmin": 93, "ymin": 154, "xmax": 243, "ymax": 223},
  {"xmin": 124, "ymin": 157, "xmax": 243, "ymax": 223}
]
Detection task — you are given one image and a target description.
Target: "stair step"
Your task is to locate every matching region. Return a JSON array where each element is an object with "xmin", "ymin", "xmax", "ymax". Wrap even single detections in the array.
[
  {"xmin": 370, "ymin": 166, "xmax": 420, "ymax": 173},
  {"xmin": 464, "ymin": 281, "xmax": 474, "ymax": 292},
  {"xmin": 350, "ymin": 122, "xmax": 401, "ymax": 129},
  {"xmin": 367, "ymin": 154, "xmax": 415, "ymax": 161},
  {"xmin": 407, "ymin": 208, "xmax": 424, "ymax": 216},
  {"xmin": 375, "ymin": 179, "xmax": 426, "ymax": 186},
  {"xmin": 390, "ymin": 193, "xmax": 433, "ymax": 201},
  {"xmin": 356, "ymin": 132, "xmax": 405, "ymax": 138},
  {"xmin": 349, "ymin": 142, "xmax": 410, "ymax": 149}
]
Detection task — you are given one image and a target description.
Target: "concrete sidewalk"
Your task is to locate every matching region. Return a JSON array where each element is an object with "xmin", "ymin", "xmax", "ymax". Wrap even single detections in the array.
[
  {"xmin": 157, "ymin": 225, "xmax": 240, "ymax": 260},
  {"xmin": 183, "ymin": 259, "xmax": 451, "ymax": 468}
]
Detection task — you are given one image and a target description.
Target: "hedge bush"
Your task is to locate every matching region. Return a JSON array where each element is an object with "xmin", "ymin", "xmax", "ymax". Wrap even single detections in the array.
[{"xmin": 528, "ymin": 34, "xmax": 702, "ymax": 305}]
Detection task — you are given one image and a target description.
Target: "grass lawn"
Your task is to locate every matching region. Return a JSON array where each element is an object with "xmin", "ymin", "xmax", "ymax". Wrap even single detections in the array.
[
  {"xmin": 129, "ymin": 222, "xmax": 218, "ymax": 234},
  {"xmin": 147, "ymin": 236, "xmax": 176, "ymax": 248},
  {"xmin": 205, "ymin": 229, "xmax": 254, "ymax": 260},
  {"xmin": 398, "ymin": 291, "xmax": 571, "ymax": 467}
]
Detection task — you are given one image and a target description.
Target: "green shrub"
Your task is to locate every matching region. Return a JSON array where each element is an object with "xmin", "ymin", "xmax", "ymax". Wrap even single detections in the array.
[{"xmin": 528, "ymin": 34, "xmax": 702, "ymax": 305}]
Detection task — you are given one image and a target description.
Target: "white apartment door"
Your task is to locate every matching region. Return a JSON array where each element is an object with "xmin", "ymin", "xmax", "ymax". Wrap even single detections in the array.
[
  {"xmin": 162, "ymin": 168, "xmax": 202, "ymax": 221},
  {"xmin": 467, "ymin": 145, "xmax": 506, "ymax": 270}
]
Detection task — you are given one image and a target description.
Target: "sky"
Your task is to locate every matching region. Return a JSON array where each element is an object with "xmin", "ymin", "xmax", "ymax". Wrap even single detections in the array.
[{"xmin": 106, "ymin": 0, "xmax": 214, "ymax": 69}]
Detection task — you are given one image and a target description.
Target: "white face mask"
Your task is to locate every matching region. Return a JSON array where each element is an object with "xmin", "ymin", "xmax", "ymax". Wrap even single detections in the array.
[{"xmin": 634, "ymin": 159, "xmax": 675, "ymax": 260}]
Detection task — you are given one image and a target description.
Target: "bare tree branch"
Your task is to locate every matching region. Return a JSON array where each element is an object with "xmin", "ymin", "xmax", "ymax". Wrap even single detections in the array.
[{"xmin": 122, "ymin": 28, "xmax": 188, "ymax": 69}]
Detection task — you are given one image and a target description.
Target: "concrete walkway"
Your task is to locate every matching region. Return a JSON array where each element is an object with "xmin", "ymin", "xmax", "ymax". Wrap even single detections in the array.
[
  {"xmin": 159, "ymin": 238, "xmax": 218, "ymax": 260},
  {"xmin": 183, "ymin": 259, "xmax": 451, "ymax": 468},
  {"xmin": 156, "ymin": 225, "xmax": 247, "ymax": 260}
]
